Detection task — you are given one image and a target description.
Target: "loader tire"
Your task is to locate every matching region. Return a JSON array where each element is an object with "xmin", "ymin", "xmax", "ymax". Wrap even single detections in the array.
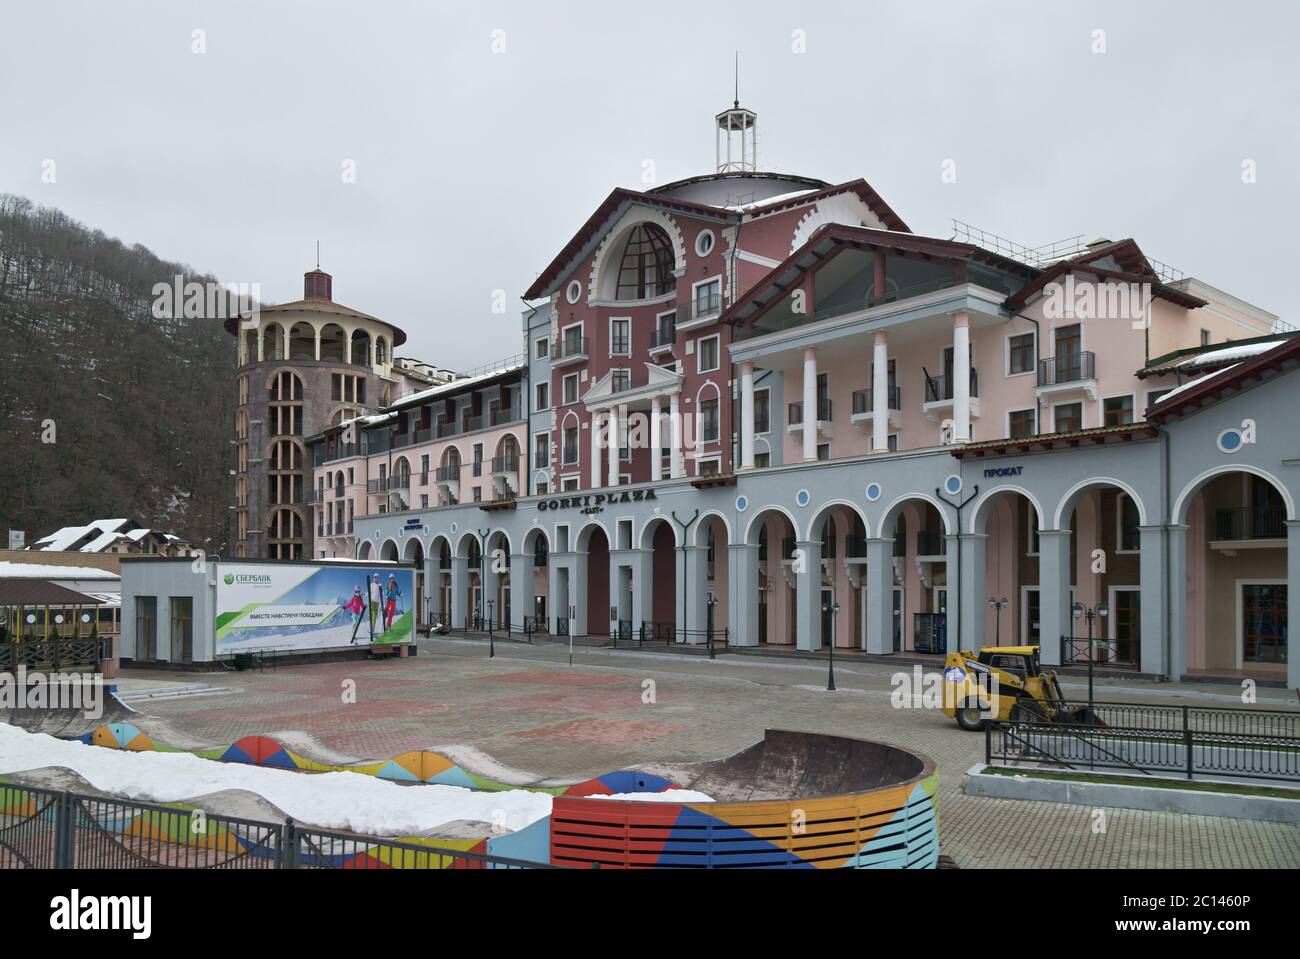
[{"xmin": 955, "ymin": 702, "xmax": 987, "ymax": 732}]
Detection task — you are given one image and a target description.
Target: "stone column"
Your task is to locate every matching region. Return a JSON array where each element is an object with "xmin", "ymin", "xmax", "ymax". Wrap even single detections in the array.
[
  {"xmin": 450, "ymin": 555, "xmax": 469, "ymax": 630},
  {"xmin": 650, "ymin": 396, "xmax": 662, "ymax": 482},
  {"xmin": 589, "ymin": 411, "xmax": 602, "ymax": 489},
  {"xmin": 1289, "ymin": 522, "xmax": 1300, "ymax": 690},
  {"xmin": 729, "ymin": 543, "xmax": 759, "ymax": 646},
  {"xmin": 1138, "ymin": 525, "xmax": 1167, "ymax": 676},
  {"xmin": 1037, "ymin": 529, "xmax": 1072, "ymax": 666},
  {"xmin": 958, "ymin": 532, "xmax": 987, "ymax": 651},
  {"xmin": 606, "ymin": 406, "xmax": 619, "ymax": 488},
  {"xmin": 952, "ymin": 312, "xmax": 971, "ymax": 444},
  {"xmin": 864, "ymin": 537, "xmax": 895, "ymax": 654},
  {"xmin": 510, "ymin": 551, "xmax": 534, "ymax": 632},
  {"xmin": 669, "ymin": 393, "xmax": 685, "ymax": 479},
  {"xmin": 683, "ymin": 545, "xmax": 708, "ymax": 643},
  {"xmin": 794, "ymin": 538, "xmax": 823, "ymax": 651},
  {"xmin": 739, "ymin": 362, "xmax": 755, "ymax": 469},
  {"xmin": 802, "ymin": 348, "xmax": 818, "ymax": 462},
  {"xmin": 872, "ymin": 332, "xmax": 890, "ymax": 453},
  {"xmin": 1166, "ymin": 524, "xmax": 1189, "ymax": 681}
]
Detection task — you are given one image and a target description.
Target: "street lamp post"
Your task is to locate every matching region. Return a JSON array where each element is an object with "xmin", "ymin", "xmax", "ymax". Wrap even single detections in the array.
[
  {"xmin": 706, "ymin": 594, "xmax": 718, "ymax": 660},
  {"xmin": 823, "ymin": 597, "xmax": 840, "ymax": 691},
  {"xmin": 1071, "ymin": 601, "xmax": 1109, "ymax": 724},
  {"xmin": 988, "ymin": 596, "xmax": 1008, "ymax": 645},
  {"xmin": 568, "ymin": 604, "xmax": 576, "ymax": 666},
  {"xmin": 486, "ymin": 598, "xmax": 495, "ymax": 659}
]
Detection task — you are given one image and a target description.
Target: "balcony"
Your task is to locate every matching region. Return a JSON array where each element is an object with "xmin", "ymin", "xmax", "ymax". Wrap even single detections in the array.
[
  {"xmin": 551, "ymin": 335, "xmax": 590, "ymax": 367},
  {"xmin": 850, "ymin": 386, "xmax": 902, "ymax": 431},
  {"xmin": 677, "ymin": 291, "xmax": 722, "ymax": 333},
  {"xmin": 786, "ymin": 399, "xmax": 833, "ymax": 438},
  {"xmin": 916, "ymin": 529, "xmax": 945, "ymax": 558},
  {"xmin": 1211, "ymin": 506, "xmax": 1286, "ymax": 548},
  {"xmin": 921, "ymin": 370, "xmax": 980, "ymax": 422},
  {"xmin": 648, "ymin": 323, "xmax": 676, "ymax": 354},
  {"xmin": 1037, "ymin": 351, "xmax": 1098, "ymax": 400},
  {"xmin": 491, "ymin": 453, "xmax": 519, "ymax": 476},
  {"xmin": 388, "ymin": 474, "xmax": 410, "ymax": 491},
  {"xmin": 490, "ymin": 404, "xmax": 522, "ymax": 426}
]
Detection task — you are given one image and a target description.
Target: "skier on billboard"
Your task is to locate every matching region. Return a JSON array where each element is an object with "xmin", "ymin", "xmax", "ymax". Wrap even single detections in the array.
[
  {"xmin": 384, "ymin": 573, "xmax": 403, "ymax": 632},
  {"xmin": 369, "ymin": 573, "xmax": 384, "ymax": 637},
  {"xmin": 346, "ymin": 585, "xmax": 366, "ymax": 645}
]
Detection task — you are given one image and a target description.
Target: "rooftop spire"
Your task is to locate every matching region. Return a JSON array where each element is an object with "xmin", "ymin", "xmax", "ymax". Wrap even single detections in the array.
[{"xmin": 716, "ymin": 60, "xmax": 757, "ymax": 173}]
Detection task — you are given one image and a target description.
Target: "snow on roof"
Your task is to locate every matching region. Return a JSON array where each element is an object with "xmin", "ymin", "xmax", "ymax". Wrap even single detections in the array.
[
  {"xmin": 724, "ymin": 189, "xmax": 818, "ymax": 212},
  {"xmin": 0, "ymin": 561, "xmax": 120, "ymax": 581},
  {"xmin": 388, "ymin": 362, "xmax": 526, "ymax": 412},
  {"xmin": 1157, "ymin": 365, "xmax": 1241, "ymax": 405},
  {"xmin": 81, "ymin": 530, "xmax": 128, "ymax": 552},
  {"xmin": 1178, "ymin": 341, "xmax": 1280, "ymax": 370},
  {"xmin": 34, "ymin": 518, "xmax": 132, "ymax": 551}
]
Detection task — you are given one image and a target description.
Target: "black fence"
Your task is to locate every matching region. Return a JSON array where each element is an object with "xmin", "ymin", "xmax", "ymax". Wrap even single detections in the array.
[
  {"xmin": 1060, "ymin": 635, "xmax": 1139, "ymax": 670},
  {"xmin": 986, "ymin": 702, "xmax": 1300, "ymax": 783},
  {"xmin": 0, "ymin": 783, "xmax": 552, "ymax": 869}
]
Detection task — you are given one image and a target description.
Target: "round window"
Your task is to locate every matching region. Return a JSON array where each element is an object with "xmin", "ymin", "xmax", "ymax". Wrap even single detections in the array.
[
  {"xmin": 566, "ymin": 280, "xmax": 582, "ymax": 304},
  {"xmin": 695, "ymin": 230, "xmax": 715, "ymax": 258}
]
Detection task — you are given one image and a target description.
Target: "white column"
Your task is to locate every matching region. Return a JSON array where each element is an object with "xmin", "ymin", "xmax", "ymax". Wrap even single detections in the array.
[
  {"xmin": 871, "ymin": 332, "xmax": 889, "ymax": 454},
  {"xmin": 650, "ymin": 396, "xmax": 663, "ymax": 482},
  {"xmin": 802, "ymin": 347, "xmax": 817, "ymax": 462},
  {"xmin": 739, "ymin": 362, "xmax": 756, "ymax": 470},
  {"xmin": 589, "ymin": 411, "xmax": 602, "ymax": 489},
  {"xmin": 952, "ymin": 313, "xmax": 971, "ymax": 444},
  {"xmin": 607, "ymin": 406, "xmax": 620, "ymax": 487},
  {"xmin": 669, "ymin": 393, "xmax": 685, "ymax": 479}
]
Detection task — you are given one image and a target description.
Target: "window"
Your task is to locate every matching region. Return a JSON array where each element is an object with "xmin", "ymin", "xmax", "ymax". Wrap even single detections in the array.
[
  {"xmin": 1054, "ymin": 402, "xmax": 1082, "ymax": 433},
  {"xmin": 563, "ymin": 374, "xmax": 579, "ymax": 405},
  {"xmin": 135, "ymin": 596, "xmax": 158, "ymax": 660},
  {"xmin": 1026, "ymin": 501, "xmax": 1040, "ymax": 555},
  {"xmin": 697, "ymin": 335, "xmax": 720, "ymax": 372},
  {"xmin": 1242, "ymin": 584, "xmax": 1288, "ymax": 663},
  {"xmin": 754, "ymin": 451, "xmax": 770, "ymax": 468},
  {"xmin": 534, "ymin": 432, "xmax": 549, "ymax": 468},
  {"xmin": 693, "ymin": 278, "xmax": 722, "ymax": 319},
  {"xmin": 535, "ymin": 382, "xmax": 549, "ymax": 410},
  {"xmin": 1008, "ymin": 333, "xmax": 1034, "ymax": 375},
  {"xmin": 472, "ymin": 443, "xmax": 483, "ymax": 476},
  {"xmin": 754, "ymin": 388, "xmax": 770, "ymax": 434},
  {"xmin": 167, "ymin": 597, "xmax": 192, "ymax": 663},
  {"xmin": 473, "ymin": 487, "xmax": 482, "ymax": 503},
  {"xmin": 566, "ymin": 280, "xmax": 582, "ymax": 304},
  {"xmin": 610, "ymin": 318, "xmax": 631, "ymax": 355},
  {"xmin": 817, "ymin": 443, "xmax": 830, "ymax": 461},
  {"xmin": 700, "ymin": 397, "xmax": 719, "ymax": 443},
  {"xmin": 698, "ymin": 458, "xmax": 720, "ymax": 477},
  {"xmin": 1008, "ymin": 409, "xmax": 1036, "ymax": 439},
  {"xmin": 535, "ymin": 482, "xmax": 548, "ymax": 496},
  {"xmin": 562, "ymin": 475, "xmax": 579, "ymax": 492},
  {"xmin": 1201, "ymin": 329, "xmax": 1212, "ymax": 347},
  {"xmin": 1104, "ymin": 395, "xmax": 1134, "ymax": 426},
  {"xmin": 695, "ymin": 229, "xmax": 715, "ymax": 257},
  {"xmin": 616, "ymin": 224, "xmax": 676, "ymax": 300},
  {"xmin": 1118, "ymin": 493, "xmax": 1140, "ymax": 552},
  {"xmin": 535, "ymin": 336, "xmax": 550, "ymax": 359},
  {"xmin": 888, "ymin": 434, "xmax": 899, "ymax": 452},
  {"xmin": 611, "ymin": 368, "xmax": 631, "ymax": 394},
  {"xmin": 563, "ymin": 426, "xmax": 579, "ymax": 464}
]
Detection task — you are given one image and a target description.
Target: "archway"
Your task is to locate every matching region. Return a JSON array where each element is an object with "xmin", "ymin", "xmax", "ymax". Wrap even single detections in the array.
[
  {"xmin": 521, "ymin": 527, "xmax": 551, "ymax": 633},
  {"xmin": 319, "ymin": 323, "xmax": 348, "ymax": 362},
  {"xmin": 379, "ymin": 539, "xmax": 399, "ymax": 562},
  {"xmin": 808, "ymin": 503, "xmax": 869, "ymax": 649},
  {"xmin": 577, "ymin": 523, "xmax": 610, "ymax": 638},
  {"xmin": 1174, "ymin": 468, "xmax": 1290, "ymax": 680},
  {"xmin": 694, "ymin": 513, "xmax": 731, "ymax": 645},
  {"xmin": 430, "ymin": 536, "xmax": 453, "ymax": 627},
  {"xmin": 485, "ymin": 531, "xmax": 512, "ymax": 629},
  {"xmin": 970, "ymin": 488, "xmax": 1043, "ymax": 648},
  {"xmin": 877, "ymin": 496, "xmax": 950, "ymax": 654},
  {"xmin": 745, "ymin": 508, "xmax": 799, "ymax": 646},
  {"xmin": 403, "ymin": 536, "xmax": 425, "ymax": 628},
  {"xmin": 639, "ymin": 516, "xmax": 678, "ymax": 638},
  {"xmin": 288, "ymin": 322, "xmax": 315, "ymax": 360}
]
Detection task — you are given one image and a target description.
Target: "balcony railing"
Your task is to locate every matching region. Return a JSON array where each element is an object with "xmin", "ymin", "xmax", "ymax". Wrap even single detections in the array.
[
  {"xmin": 787, "ymin": 399, "xmax": 832, "ymax": 425},
  {"xmin": 845, "ymin": 534, "xmax": 869, "ymax": 558},
  {"xmin": 490, "ymin": 405, "xmax": 522, "ymax": 426},
  {"xmin": 388, "ymin": 474, "xmax": 410, "ymax": 491},
  {"xmin": 551, "ymin": 336, "xmax": 589, "ymax": 361},
  {"xmin": 435, "ymin": 464, "xmax": 460, "ymax": 483},
  {"xmin": 1037, "ymin": 351, "xmax": 1096, "ymax": 388},
  {"xmin": 1214, "ymin": 506, "xmax": 1286, "ymax": 541},
  {"xmin": 491, "ymin": 454, "xmax": 519, "ymax": 474},
  {"xmin": 649, "ymin": 324, "xmax": 676, "ymax": 350},
  {"xmin": 922, "ymin": 370, "xmax": 979, "ymax": 403},
  {"xmin": 916, "ymin": 529, "xmax": 944, "ymax": 556},
  {"xmin": 323, "ymin": 442, "xmax": 360, "ymax": 463},
  {"xmin": 851, "ymin": 386, "xmax": 902, "ymax": 415}
]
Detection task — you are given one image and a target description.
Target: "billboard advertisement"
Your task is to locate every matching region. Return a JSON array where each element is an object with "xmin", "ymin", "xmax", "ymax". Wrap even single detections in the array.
[{"xmin": 216, "ymin": 563, "xmax": 414, "ymax": 653}]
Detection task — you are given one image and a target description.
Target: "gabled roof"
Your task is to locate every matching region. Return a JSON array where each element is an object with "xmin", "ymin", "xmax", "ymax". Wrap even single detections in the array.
[
  {"xmin": 1139, "ymin": 332, "xmax": 1298, "ymax": 378},
  {"xmin": 1005, "ymin": 238, "xmax": 1206, "ymax": 312},
  {"xmin": 0, "ymin": 579, "xmax": 105, "ymax": 606},
  {"xmin": 1146, "ymin": 334, "xmax": 1300, "ymax": 422},
  {"xmin": 721, "ymin": 223, "xmax": 1036, "ymax": 329},
  {"xmin": 522, "ymin": 178, "xmax": 910, "ymax": 302}
]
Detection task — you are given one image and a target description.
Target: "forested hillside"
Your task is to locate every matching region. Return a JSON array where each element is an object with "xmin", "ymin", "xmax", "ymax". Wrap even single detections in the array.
[{"xmin": 0, "ymin": 194, "xmax": 235, "ymax": 551}]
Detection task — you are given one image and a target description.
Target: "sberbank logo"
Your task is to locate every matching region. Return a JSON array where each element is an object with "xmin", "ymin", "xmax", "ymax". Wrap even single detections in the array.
[
  {"xmin": 223, "ymin": 573, "xmax": 234, "ymax": 585},
  {"xmin": 225, "ymin": 573, "xmax": 271, "ymax": 585}
]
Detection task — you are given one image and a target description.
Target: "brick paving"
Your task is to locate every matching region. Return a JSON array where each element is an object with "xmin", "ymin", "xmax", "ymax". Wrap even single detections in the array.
[{"xmin": 115, "ymin": 639, "xmax": 1300, "ymax": 869}]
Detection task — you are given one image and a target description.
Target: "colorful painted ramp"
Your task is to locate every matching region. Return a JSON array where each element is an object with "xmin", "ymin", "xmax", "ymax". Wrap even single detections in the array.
[{"xmin": 549, "ymin": 730, "xmax": 939, "ymax": 869}]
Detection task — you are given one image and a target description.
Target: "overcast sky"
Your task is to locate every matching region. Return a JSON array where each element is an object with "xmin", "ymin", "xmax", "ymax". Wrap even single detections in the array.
[{"xmin": 2, "ymin": 0, "xmax": 1295, "ymax": 367}]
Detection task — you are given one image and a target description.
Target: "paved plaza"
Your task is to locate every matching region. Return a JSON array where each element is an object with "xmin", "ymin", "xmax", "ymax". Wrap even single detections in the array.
[{"xmin": 112, "ymin": 638, "xmax": 1300, "ymax": 869}]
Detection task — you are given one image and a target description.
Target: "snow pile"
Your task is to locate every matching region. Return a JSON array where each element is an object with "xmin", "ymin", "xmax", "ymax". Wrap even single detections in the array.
[
  {"xmin": 585, "ymin": 789, "xmax": 714, "ymax": 803},
  {"xmin": 0, "ymin": 723, "xmax": 551, "ymax": 836}
]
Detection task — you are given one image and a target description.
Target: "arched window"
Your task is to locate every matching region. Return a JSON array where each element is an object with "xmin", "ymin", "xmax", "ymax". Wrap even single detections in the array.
[{"xmin": 616, "ymin": 224, "xmax": 676, "ymax": 300}]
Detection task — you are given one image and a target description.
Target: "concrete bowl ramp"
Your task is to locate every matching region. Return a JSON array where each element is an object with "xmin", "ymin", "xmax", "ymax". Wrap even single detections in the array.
[{"xmin": 550, "ymin": 729, "xmax": 939, "ymax": 869}]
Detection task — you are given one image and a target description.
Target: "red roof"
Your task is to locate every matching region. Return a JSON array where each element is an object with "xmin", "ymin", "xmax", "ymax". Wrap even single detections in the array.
[{"xmin": 1005, "ymin": 239, "xmax": 1205, "ymax": 312}]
